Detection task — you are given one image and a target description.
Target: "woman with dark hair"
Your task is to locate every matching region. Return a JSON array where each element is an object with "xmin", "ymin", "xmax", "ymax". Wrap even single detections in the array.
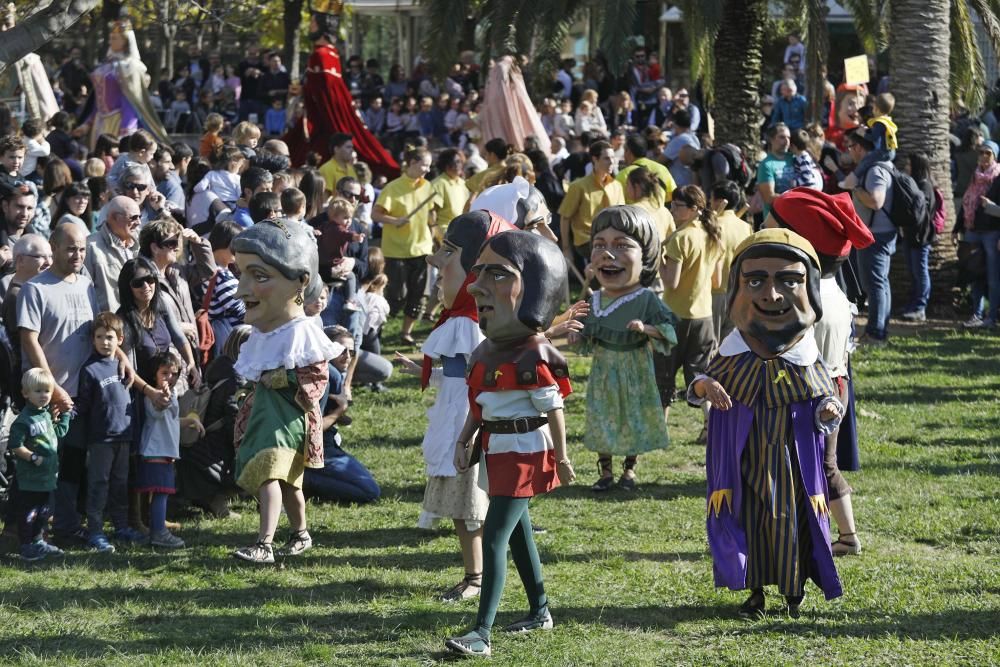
[
  {"xmin": 900, "ymin": 152, "xmax": 939, "ymax": 321},
  {"xmin": 660, "ymin": 184, "xmax": 723, "ymax": 437},
  {"xmin": 52, "ymin": 181, "xmax": 93, "ymax": 230},
  {"xmin": 525, "ymin": 149, "xmax": 565, "ymax": 224},
  {"xmin": 93, "ymin": 133, "xmax": 120, "ymax": 172},
  {"xmin": 35, "ymin": 159, "xmax": 73, "ymax": 234},
  {"xmin": 297, "ymin": 167, "xmax": 327, "ymax": 220},
  {"xmin": 708, "ymin": 180, "xmax": 752, "ymax": 342},
  {"xmin": 465, "ymin": 138, "xmax": 512, "ymax": 195},
  {"xmin": 138, "ymin": 217, "xmax": 217, "ymax": 344},
  {"xmin": 117, "ymin": 256, "xmax": 200, "ymax": 389}
]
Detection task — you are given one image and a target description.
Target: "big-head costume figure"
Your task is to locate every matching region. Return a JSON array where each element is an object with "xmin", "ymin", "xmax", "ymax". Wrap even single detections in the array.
[
  {"xmin": 690, "ymin": 228, "xmax": 844, "ymax": 619},
  {"xmin": 410, "ymin": 210, "xmax": 514, "ymax": 602},
  {"xmin": 229, "ymin": 219, "xmax": 339, "ymax": 564},
  {"xmin": 284, "ymin": 0, "xmax": 398, "ymax": 178},
  {"xmin": 444, "ymin": 231, "xmax": 574, "ymax": 657},
  {"xmin": 82, "ymin": 14, "xmax": 169, "ymax": 149}
]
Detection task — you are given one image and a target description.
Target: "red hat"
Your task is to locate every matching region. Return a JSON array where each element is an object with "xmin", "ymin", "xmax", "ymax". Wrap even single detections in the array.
[{"xmin": 771, "ymin": 187, "xmax": 874, "ymax": 257}]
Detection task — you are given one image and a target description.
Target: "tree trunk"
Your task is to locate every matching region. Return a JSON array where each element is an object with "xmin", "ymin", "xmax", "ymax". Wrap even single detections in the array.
[
  {"xmin": 711, "ymin": 0, "xmax": 768, "ymax": 166},
  {"xmin": 283, "ymin": 0, "xmax": 304, "ymax": 80},
  {"xmin": 889, "ymin": 0, "xmax": 955, "ymax": 316},
  {"xmin": 804, "ymin": 0, "xmax": 829, "ymax": 124},
  {"xmin": 0, "ymin": 0, "xmax": 100, "ymax": 75}
]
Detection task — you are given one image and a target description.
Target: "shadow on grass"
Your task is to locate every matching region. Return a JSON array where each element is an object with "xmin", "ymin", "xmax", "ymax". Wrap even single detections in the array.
[
  {"xmin": 550, "ymin": 479, "xmax": 704, "ymax": 502},
  {"xmin": 546, "ymin": 550, "xmax": 705, "ymax": 564}
]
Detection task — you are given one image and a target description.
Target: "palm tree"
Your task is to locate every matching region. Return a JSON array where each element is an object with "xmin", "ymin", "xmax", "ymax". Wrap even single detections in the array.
[{"xmin": 421, "ymin": 0, "xmax": 639, "ymax": 95}]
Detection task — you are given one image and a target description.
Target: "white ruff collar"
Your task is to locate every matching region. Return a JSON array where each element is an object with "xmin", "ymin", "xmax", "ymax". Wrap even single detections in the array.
[
  {"xmin": 234, "ymin": 317, "xmax": 340, "ymax": 381},
  {"xmin": 717, "ymin": 328, "xmax": 819, "ymax": 366}
]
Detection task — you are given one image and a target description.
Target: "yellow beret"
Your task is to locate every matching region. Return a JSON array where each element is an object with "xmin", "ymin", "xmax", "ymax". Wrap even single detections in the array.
[{"xmin": 731, "ymin": 228, "xmax": 821, "ymax": 268}]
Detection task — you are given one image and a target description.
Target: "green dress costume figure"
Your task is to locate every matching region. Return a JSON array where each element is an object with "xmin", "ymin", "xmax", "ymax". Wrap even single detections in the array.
[{"xmin": 576, "ymin": 205, "xmax": 677, "ymax": 490}]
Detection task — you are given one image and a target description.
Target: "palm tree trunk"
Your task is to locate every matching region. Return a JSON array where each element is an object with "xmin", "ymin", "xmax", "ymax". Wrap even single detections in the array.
[
  {"xmin": 889, "ymin": 0, "xmax": 955, "ymax": 315},
  {"xmin": 712, "ymin": 0, "xmax": 768, "ymax": 166},
  {"xmin": 0, "ymin": 0, "xmax": 100, "ymax": 76}
]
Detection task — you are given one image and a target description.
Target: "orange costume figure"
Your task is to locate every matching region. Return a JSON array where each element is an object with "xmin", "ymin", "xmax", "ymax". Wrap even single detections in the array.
[{"xmin": 284, "ymin": 0, "xmax": 398, "ymax": 178}]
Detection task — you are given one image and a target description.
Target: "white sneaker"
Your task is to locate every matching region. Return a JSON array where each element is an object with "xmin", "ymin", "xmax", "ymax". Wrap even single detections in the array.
[
  {"xmin": 234, "ymin": 541, "xmax": 275, "ymax": 564},
  {"xmin": 901, "ymin": 310, "xmax": 926, "ymax": 322},
  {"xmin": 276, "ymin": 530, "xmax": 312, "ymax": 557},
  {"xmin": 964, "ymin": 315, "xmax": 986, "ymax": 329}
]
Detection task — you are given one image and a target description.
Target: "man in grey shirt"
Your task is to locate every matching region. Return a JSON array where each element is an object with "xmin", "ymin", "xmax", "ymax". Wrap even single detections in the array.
[
  {"xmin": 17, "ymin": 222, "xmax": 97, "ymax": 538},
  {"xmin": 847, "ymin": 128, "xmax": 896, "ymax": 343}
]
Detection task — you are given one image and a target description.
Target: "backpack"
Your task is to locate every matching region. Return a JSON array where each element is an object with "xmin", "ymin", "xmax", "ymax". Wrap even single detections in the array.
[
  {"xmin": 887, "ymin": 168, "xmax": 929, "ymax": 231},
  {"xmin": 931, "ymin": 187, "xmax": 947, "ymax": 234},
  {"xmin": 177, "ymin": 377, "xmax": 229, "ymax": 447},
  {"xmin": 713, "ymin": 143, "xmax": 754, "ymax": 192}
]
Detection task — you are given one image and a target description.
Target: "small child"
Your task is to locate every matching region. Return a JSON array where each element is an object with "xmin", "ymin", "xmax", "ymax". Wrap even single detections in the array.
[
  {"xmin": 280, "ymin": 187, "xmax": 307, "ymax": 223},
  {"xmin": 7, "ymin": 368, "xmax": 71, "ymax": 561},
  {"xmin": 200, "ymin": 113, "xmax": 225, "ymax": 159},
  {"xmin": 166, "ymin": 88, "xmax": 193, "ymax": 133},
  {"xmin": 790, "ymin": 129, "xmax": 824, "ymax": 191},
  {"xmin": 265, "ymin": 98, "xmax": 286, "ymax": 136},
  {"xmin": 359, "ymin": 272, "xmax": 389, "ymax": 355},
  {"xmin": 107, "ymin": 129, "xmax": 156, "ymax": 191},
  {"xmin": 137, "ymin": 351, "xmax": 203, "ymax": 549},
  {"xmin": 19, "ymin": 117, "xmax": 50, "ymax": 181},
  {"xmin": 75, "ymin": 312, "xmax": 140, "ymax": 553},
  {"xmin": 317, "ymin": 197, "xmax": 364, "ymax": 308},
  {"xmin": 840, "ymin": 92, "xmax": 897, "ymax": 190},
  {"xmin": 304, "ymin": 283, "xmax": 330, "ymax": 329},
  {"xmin": 784, "ymin": 33, "xmax": 806, "ymax": 66},
  {"xmin": 232, "ymin": 120, "xmax": 262, "ymax": 159}
]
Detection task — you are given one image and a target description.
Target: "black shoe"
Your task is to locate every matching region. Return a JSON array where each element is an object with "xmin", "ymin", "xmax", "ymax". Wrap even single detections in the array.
[
  {"xmin": 738, "ymin": 589, "xmax": 766, "ymax": 619},
  {"xmin": 369, "ymin": 382, "xmax": 387, "ymax": 393},
  {"xmin": 336, "ymin": 414, "xmax": 353, "ymax": 427},
  {"xmin": 591, "ymin": 476, "xmax": 615, "ymax": 492},
  {"xmin": 785, "ymin": 594, "xmax": 803, "ymax": 618},
  {"xmin": 617, "ymin": 474, "xmax": 637, "ymax": 491},
  {"xmin": 531, "ymin": 524, "xmax": 548, "ymax": 535}
]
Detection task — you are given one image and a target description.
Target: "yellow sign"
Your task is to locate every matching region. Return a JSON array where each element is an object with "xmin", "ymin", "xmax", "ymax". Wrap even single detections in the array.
[{"xmin": 844, "ymin": 55, "xmax": 870, "ymax": 85}]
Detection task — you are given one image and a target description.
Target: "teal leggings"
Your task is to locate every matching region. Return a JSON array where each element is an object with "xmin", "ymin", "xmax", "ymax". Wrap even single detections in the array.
[{"xmin": 474, "ymin": 496, "xmax": 547, "ymax": 637}]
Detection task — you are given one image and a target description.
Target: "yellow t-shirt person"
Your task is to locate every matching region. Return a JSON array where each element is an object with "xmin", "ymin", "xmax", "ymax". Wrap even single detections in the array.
[
  {"xmin": 318, "ymin": 158, "xmax": 357, "ymax": 195},
  {"xmin": 558, "ymin": 173, "xmax": 625, "ymax": 249},
  {"xmin": 375, "ymin": 176, "xmax": 436, "ymax": 259},
  {"xmin": 431, "ymin": 173, "xmax": 469, "ymax": 232},
  {"xmin": 662, "ymin": 220, "xmax": 721, "ymax": 320}
]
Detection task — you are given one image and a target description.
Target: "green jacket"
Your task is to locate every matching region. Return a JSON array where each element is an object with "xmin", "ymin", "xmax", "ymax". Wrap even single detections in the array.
[{"xmin": 8, "ymin": 406, "xmax": 71, "ymax": 492}]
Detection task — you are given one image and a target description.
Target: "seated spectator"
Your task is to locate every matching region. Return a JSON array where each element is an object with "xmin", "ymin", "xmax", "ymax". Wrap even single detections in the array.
[
  {"xmin": 197, "ymin": 220, "xmax": 246, "ymax": 353},
  {"xmin": 199, "ymin": 113, "xmax": 225, "ymax": 159},
  {"xmin": 302, "ymin": 325, "xmax": 380, "ymax": 504},
  {"xmin": 107, "ymin": 129, "xmax": 157, "ymax": 192},
  {"xmin": 188, "ymin": 146, "xmax": 244, "ymax": 227},
  {"xmin": 152, "ymin": 145, "xmax": 185, "ymax": 212},
  {"xmin": 177, "ymin": 324, "xmax": 248, "ymax": 518}
]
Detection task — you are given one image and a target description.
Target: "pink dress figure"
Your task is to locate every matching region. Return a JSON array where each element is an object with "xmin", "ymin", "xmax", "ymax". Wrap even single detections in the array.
[{"xmin": 478, "ymin": 56, "xmax": 551, "ymax": 155}]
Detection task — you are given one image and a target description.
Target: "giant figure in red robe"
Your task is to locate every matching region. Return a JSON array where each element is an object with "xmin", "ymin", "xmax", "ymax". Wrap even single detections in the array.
[{"xmin": 285, "ymin": 0, "xmax": 398, "ymax": 178}]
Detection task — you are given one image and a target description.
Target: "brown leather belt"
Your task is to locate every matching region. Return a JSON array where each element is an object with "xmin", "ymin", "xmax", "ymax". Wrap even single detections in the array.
[{"xmin": 481, "ymin": 416, "xmax": 549, "ymax": 435}]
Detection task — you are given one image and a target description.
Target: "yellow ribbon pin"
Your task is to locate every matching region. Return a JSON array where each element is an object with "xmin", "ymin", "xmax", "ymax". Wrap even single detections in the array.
[
  {"xmin": 708, "ymin": 489, "xmax": 733, "ymax": 517},
  {"xmin": 772, "ymin": 369, "xmax": 790, "ymax": 385},
  {"xmin": 809, "ymin": 494, "xmax": 829, "ymax": 517},
  {"xmin": 493, "ymin": 369, "xmax": 503, "ymax": 382}
]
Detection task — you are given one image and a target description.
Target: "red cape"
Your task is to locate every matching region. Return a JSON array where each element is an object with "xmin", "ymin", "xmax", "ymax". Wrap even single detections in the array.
[{"xmin": 285, "ymin": 43, "xmax": 399, "ymax": 179}]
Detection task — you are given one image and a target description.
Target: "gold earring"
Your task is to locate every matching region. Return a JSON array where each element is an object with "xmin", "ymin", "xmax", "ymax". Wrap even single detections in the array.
[{"xmin": 294, "ymin": 289, "xmax": 304, "ymax": 306}]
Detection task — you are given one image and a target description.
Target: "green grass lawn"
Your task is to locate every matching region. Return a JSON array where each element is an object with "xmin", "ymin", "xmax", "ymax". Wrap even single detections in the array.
[{"xmin": 0, "ymin": 322, "xmax": 998, "ymax": 666}]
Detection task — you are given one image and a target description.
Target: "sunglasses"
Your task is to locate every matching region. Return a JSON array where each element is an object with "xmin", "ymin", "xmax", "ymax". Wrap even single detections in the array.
[
  {"xmin": 123, "ymin": 182, "xmax": 148, "ymax": 192},
  {"xmin": 130, "ymin": 276, "xmax": 157, "ymax": 288},
  {"xmin": 157, "ymin": 238, "xmax": 180, "ymax": 249}
]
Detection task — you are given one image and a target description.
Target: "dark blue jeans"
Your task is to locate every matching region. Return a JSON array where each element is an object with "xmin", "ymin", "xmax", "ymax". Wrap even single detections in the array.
[
  {"xmin": 302, "ymin": 439, "xmax": 380, "ymax": 504},
  {"xmin": 322, "ymin": 282, "xmax": 364, "ymax": 351},
  {"xmin": 903, "ymin": 239, "xmax": 931, "ymax": 313},
  {"xmin": 965, "ymin": 230, "xmax": 1000, "ymax": 322},
  {"xmin": 858, "ymin": 230, "xmax": 897, "ymax": 339}
]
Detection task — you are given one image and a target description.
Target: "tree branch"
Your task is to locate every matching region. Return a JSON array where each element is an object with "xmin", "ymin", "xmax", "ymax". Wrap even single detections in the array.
[{"xmin": 0, "ymin": 0, "xmax": 100, "ymax": 75}]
